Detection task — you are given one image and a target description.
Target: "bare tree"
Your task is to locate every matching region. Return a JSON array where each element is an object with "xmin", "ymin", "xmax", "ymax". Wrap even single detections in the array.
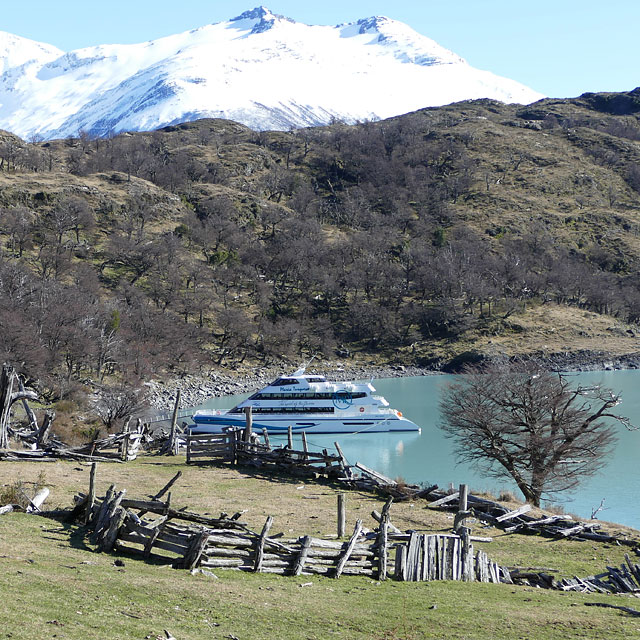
[
  {"xmin": 95, "ymin": 382, "xmax": 147, "ymax": 432},
  {"xmin": 439, "ymin": 362, "xmax": 632, "ymax": 506}
]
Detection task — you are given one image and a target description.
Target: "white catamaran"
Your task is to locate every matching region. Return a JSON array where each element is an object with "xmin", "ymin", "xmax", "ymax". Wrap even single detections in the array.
[{"xmin": 190, "ymin": 367, "xmax": 421, "ymax": 434}]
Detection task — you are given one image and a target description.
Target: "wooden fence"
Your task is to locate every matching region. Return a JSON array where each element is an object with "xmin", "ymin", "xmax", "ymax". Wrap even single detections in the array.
[
  {"xmin": 80, "ymin": 476, "xmax": 508, "ymax": 583},
  {"xmin": 185, "ymin": 432, "xmax": 237, "ymax": 464},
  {"xmin": 394, "ymin": 532, "xmax": 504, "ymax": 583},
  {"xmin": 185, "ymin": 428, "xmax": 346, "ymax": 478}
]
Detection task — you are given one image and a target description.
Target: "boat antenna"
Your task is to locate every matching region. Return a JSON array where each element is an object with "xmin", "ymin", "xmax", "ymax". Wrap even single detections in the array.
[{"xmin": 292, "ymin": 354, "xmax": 316, "ymax": 377}]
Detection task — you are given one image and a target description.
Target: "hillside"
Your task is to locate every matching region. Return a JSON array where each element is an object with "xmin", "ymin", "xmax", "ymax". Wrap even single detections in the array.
[{"xmin": 1, "ymin": 89, "xmax": 640, "ymax": 408}]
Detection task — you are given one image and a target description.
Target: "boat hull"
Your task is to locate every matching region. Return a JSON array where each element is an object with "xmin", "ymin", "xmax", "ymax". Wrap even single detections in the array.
[{"xmin": 190, "ymin": 413, "xmax": 420, "ymax": 435}]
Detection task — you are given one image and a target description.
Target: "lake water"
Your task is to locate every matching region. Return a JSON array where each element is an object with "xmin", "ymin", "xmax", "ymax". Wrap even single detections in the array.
[{"xmin": 194, "ymin": 369, "xmax": 640, "ymax": 529}]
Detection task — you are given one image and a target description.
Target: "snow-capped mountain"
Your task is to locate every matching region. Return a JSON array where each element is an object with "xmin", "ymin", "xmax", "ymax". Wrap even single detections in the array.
[{"xmin": 0, "ymin": 7, "xmax": 544, "ymax": 140}]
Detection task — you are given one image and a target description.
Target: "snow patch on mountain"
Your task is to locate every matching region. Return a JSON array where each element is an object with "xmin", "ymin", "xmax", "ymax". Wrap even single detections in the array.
[{"xmin": 0, "ymin": 7, "xmax": 544, "ymax": 140}]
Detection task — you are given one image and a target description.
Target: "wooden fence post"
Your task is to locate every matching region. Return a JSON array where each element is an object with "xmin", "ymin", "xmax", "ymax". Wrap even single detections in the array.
[
  {"xmin": 0, "ymin": 365, "xmax": 16, "ymax": 449},
  {"xmin": 168, "ymin": 389, "xmax": 181, "ymax": 455},
  {"xmin": 459, "ymin": 483, "xmax": 468, "ymax": 512},
  {"xmin": 120, "ymin": 417, "xmax": 131, "ymax": 461},
  {"xmin": 287, "ymin": 425, "xmax": 293, "ymax": 449},
  {"xmin": 254, "ymin": 515, "xmax": 274, "ymax": 572},
  {"xmin": 243, "ymin": 407, "xmax": 253, "ymax": 442},
  {"xmin": 337, "ymin": 493, "xmax": 346, "ymax": 538},
  {"xmin": 85, "ymin": 462, "xmax": 98, "ymax": 525},
  {"xmin": 454, "ymin": 483, "xmax": 471, "ymax": 534}
]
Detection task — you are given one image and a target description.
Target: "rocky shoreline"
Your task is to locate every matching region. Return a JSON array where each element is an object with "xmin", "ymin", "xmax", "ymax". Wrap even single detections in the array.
[
  {"xmin": 143, "ymin": 350, "xmax": 640, "ymax": 412},
  {"xmin": 144, "ymin": 363, "xmax": 432, "ymax": 411}
]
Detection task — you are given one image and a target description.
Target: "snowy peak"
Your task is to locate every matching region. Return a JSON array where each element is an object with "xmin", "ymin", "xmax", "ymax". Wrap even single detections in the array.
[
  {"xmin": 0, "ymin": 8, "xmax": 544, "ymax": 140},
  {"xmin": 351, "ymin": 15, "xmax": 464, "ymax": 66},
  {"xmin": 231, "ymin": 6, "xmax": 276, "ymax": 22},
  {"xmin": 230, "ymin": 6, "xmax": 294, "ymax": 34},
  {"xmin": 0, "ymin": 31, "xmax": 62, "ymax": 74}
]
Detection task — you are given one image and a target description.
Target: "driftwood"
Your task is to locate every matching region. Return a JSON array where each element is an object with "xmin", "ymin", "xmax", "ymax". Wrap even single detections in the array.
[{"xmin": 422, "ymin": 487, "xmax": 637, "ymax": 548}]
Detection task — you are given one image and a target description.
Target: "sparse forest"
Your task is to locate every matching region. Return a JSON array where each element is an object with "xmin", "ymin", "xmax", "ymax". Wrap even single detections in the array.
[{"xmin": 1, "ymin": 89, "xmax": 640, "ymax": 403}]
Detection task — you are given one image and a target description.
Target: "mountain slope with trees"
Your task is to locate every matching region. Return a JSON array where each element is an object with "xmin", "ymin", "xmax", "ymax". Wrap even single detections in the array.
[{"xmin": 1, "ymin": 89, "xmax": 640, "ymax": 404}]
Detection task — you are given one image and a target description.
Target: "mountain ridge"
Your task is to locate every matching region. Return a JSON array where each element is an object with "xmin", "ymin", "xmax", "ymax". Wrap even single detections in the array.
[{"xmin": 0, "ymin": 6, "xmax": 543, "ymax": 140}]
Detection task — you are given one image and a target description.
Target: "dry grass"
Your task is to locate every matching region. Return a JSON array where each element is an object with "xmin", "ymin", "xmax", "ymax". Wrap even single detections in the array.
[{"xmin": 2, "ymin": 457, "xmax": 640, "ymax": 639}]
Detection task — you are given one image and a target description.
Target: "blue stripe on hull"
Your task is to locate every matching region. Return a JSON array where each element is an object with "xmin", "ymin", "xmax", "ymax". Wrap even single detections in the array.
[{"xmin": 190, "ymin": 414, "xmax": 420, "ymax": 434}]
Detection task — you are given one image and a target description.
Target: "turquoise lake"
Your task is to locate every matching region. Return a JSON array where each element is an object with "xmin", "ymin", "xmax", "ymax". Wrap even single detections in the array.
[{"xmin": 195, "ymin": 369, "xmax": 640, "ymax": 529}]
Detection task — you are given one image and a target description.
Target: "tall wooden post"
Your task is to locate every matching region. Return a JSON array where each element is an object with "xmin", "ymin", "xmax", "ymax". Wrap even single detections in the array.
[
  {"xmin": 337, "ymin": 493, "xmax": 346, "ymax": 538},
  {"xmin": 85, "ymin": 462, "xmax": 98, "ymax": 526},
  {"xmin": 243, "ymin": 407, "xmax": 253, "ymax": 442},
  {"xmin": 454, "ymin": 483, "xmax": 470, "ymax": 534},
  {"xmin": 120, "ymin": 416, "xmax": 131, "ymax": 461},
  {"xmin": 459, "ymin": 483, "xmax": 469, "ymax": 513},
  {"xmin": 168, "ymin": 389, "xmax": 181, "ymax": 455},
  {"xmin": 287, "ymin": 425, "xmax": 293, "ymax": 450},
  {"xmin": 0, "ymin": 365, "xmax": 16, "ymax": 450}
]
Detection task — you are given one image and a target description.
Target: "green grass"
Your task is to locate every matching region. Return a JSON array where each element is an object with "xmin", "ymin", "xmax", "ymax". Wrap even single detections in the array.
[{"xmin": 1, "ymin": 459, "xmax": 640, "ymax": 639}]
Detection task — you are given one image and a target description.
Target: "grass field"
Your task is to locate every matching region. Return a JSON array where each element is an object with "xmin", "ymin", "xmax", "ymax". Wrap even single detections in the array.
[{"xmin": 1, "ymin": 457, "xmax": 640, "ymax": 639}]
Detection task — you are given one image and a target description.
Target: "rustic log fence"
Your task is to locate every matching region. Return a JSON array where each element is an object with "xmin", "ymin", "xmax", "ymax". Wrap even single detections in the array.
[
  {"xmin": 67, "ymin": 479, "xmax": 640, "ymax": 593},
  {"xmin": 185, "ymin": 425, "xmax": 346, "ymax": 478},
  {"xmin": 71, "ymin": 469, "xmax": 513, "ymax": 583}
]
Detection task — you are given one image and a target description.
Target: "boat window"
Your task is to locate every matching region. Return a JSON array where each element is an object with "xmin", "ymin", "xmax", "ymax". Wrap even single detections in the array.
[
  {"xmin": 306, "ymin": 377, "xmax": 326, "ymax": 382},
  {"xmin": 253, "ymin": 392, "xmax": 367, "ymax": 401},
  {"xmin": 271, "ymin": 378, "xmax": 299, "ymax": 386},
  {"xmin": 251, "ymin": 406, "xmax": 335, "ymax": 414}
]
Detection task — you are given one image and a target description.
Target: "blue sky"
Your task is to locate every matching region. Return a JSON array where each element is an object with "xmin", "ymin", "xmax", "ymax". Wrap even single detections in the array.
[{"xmin": 2, "ymin": 1, "xmax": 638, "ymax": 98}]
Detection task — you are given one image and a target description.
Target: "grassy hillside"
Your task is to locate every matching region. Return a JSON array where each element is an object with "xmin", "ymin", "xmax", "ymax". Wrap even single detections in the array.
[
  {"xmin": 1, "ymin": 458, "xmax": 640, "ymax": 639},
  {"xmin": 0, "ymin": 90, "xmax": 640, "ymax": 404}
]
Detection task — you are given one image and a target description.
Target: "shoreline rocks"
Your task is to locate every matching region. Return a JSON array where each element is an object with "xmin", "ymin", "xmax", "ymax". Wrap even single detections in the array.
[
  {"xmin": 144, "ymin": 363, "xmax": 433, "ymax": 411},
  {"xmin": 143, "ymin": 349, "xmax": 640, "ymax": 412}
]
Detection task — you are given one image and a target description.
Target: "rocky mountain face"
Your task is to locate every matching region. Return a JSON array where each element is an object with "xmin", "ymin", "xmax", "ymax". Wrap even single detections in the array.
[{"xmin": 0, "ymin": 6, "xmax": 543, "ymax": 140}]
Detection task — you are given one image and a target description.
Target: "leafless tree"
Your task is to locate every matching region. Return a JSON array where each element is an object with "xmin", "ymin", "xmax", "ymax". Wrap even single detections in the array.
[
  {"xmin": 95, "ymin": 382, "xmax": 147, "ymax": 432},
  {"xmin": 439, "ymin": 361, "xmax": 633, "ymax": 506}
]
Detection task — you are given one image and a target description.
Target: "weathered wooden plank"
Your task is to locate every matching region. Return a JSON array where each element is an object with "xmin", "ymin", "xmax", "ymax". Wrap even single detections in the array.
[
  {"xmin": 495, "ymin": 504, "xmax": 532, "ymax": 522},
  {"xmin": 183, "ymin": 531, "xmax": 211, "ymax": 570},
  {"xmin": 100, "ymin": 505, "xmax": 128, "ymax": 552},
  {"xmin": 451, "ymin": 536, "xmax": 460, "ymax": 581},
  {"xmin": 395, "ymin": 544, "xmax": 407, "ymax": 581},
  {"xmin": 334, "ymin": 520, "xmax": 363, "ymax": 578},
  {"xmin": 427, "ymin": 535, "xmax": 437, "ymax": 581},
  {"xmin": 26, "ymin": 487, "xmax": 50, "ymax": 513},
  {"xmin": 377, "ymin": 522, "xmax": 389, "ymax": 581},
  {"xmin": 354, "ymin": 463, "xmax": 396, "ymax": 486},
  {"xmin": 293, "ymin": 535, "xmax": 312, "ymax": 576},
  {"xmin": 204, "ymin": 534, "xmax": 255, "ymax": 548},
  {"xmin": 337, "ymin": 494, "xmax": 346, "ymax": 538},
  {"xmin": 121, "ymin": 499, "xmax": 167, "ymax": 511},
  {"xmin": 334, "ymin": 441, "xmax": 353, "ymax": 479},
  {"xmin": 200, "ymin": 558, "xmax": 245, "ymax": 568},
  {"xmin": 428, "ymin": 492, "xmax": 459, "ymax": 508},
  {"xmin": 304, "ymin": 538, "xmax": 374, "ymax": 552},
  {"xmin": 253, "ymin": 516, "xmax": 273, "ymax": 573},
  {"xmin": 84, "ymin": 462, "xmax": 98, "ymax": 526},
  {"xmin": 405, "ymin": 532, "xmax": 421, "ymax": 582},
  {"xmin": 504, "ymin": 514, "xmax": 569, "ymax": 533}
]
